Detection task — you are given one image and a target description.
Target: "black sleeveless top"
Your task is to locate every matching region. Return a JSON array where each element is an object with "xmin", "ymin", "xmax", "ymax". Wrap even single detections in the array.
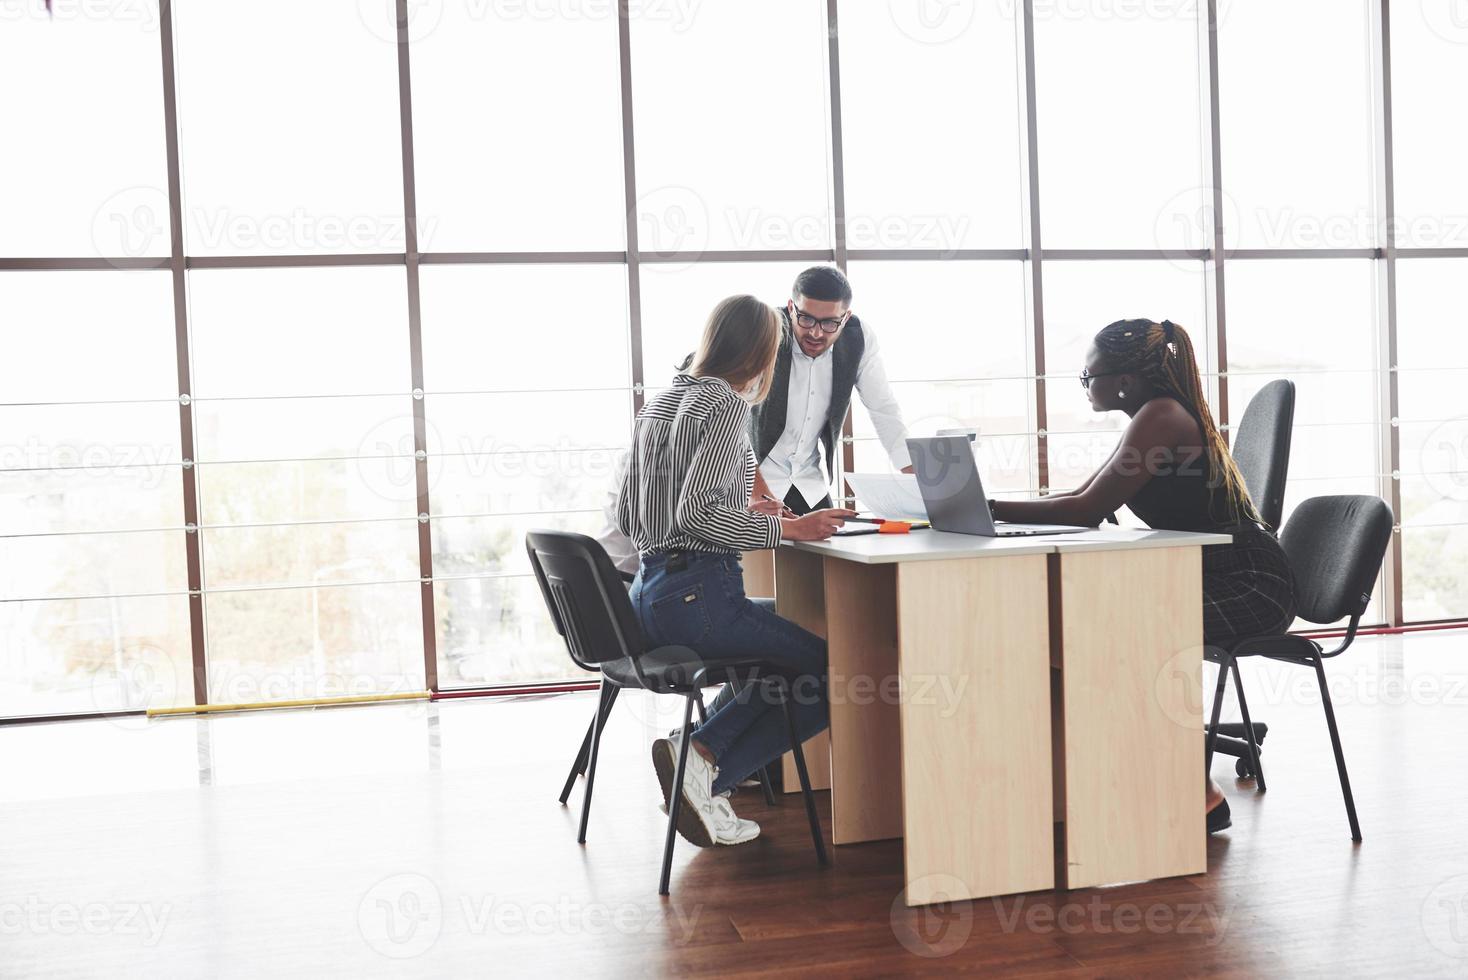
[{"xmin": 1124, "ymin": 403, "xmax": 1240, "ymax": 533}]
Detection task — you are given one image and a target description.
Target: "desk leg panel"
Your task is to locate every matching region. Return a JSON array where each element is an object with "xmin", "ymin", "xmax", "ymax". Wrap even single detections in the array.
[
  {"xmin": 774, "ymin": 548, "xmax": 832, "ymax": 794},
  {"xmin": 1057, "ymin": 546, "xmax": 1207, "ymax": 889},
  {"xmin": 896, "ymin": 555, "xmax": 1054, "ymax": 905},
  {"xmin": 823, "ymin": 559, "xmax": 902, "ymax": 844}
]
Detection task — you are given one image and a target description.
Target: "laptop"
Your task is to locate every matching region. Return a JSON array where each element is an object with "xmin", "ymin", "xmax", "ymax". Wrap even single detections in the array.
[{"xmin": 905, "ymin": 436, "xmax": 1093, "ymax": 537}]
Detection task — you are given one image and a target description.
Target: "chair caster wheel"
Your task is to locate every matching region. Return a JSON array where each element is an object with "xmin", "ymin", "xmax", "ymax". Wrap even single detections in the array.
[{"xmin": 1236, "ymin": 757, "xmax": 1255, "ymax": 779}]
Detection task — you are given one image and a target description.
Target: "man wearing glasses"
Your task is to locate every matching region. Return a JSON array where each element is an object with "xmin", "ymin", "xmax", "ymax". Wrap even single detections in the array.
[{"xmin": 751, "ymin": 266, "xmax": 914, "ymax": 516}]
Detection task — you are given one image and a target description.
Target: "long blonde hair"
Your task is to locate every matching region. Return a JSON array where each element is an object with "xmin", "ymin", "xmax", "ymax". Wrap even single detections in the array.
[{"xmin": 686, "ymin": 295, "xmax": 781, "ymax": 403}]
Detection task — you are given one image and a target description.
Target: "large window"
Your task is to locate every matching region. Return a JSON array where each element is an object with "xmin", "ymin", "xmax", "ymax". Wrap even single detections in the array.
[{"xmin": 2, "ymin": 0, "xmax": 1462, "ymax": 714}]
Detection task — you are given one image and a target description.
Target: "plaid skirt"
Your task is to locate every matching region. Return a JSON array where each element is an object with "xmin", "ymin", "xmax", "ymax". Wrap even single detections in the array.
[{"xmin": 1202, "ymin": 521, "xmax": 1297, "ymax": 644}]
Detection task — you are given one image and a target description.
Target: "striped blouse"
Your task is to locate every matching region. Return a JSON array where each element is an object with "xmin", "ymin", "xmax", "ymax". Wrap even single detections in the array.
[{"xmin": 616, "ymin": 374, "xmax": 782, "ymax": 556}]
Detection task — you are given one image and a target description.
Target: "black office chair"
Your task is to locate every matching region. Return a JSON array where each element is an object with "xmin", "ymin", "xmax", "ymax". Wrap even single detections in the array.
[
  {"xmin": 526, "ymin": 530, "xmax": 828, "ymax": 895},
  {"xmin": 1204, "ymin": 495, "xmax": 1393, "ymax": 841},
  {"xmin": 557, "ymin": 574, "xmax": 778, "ymax": 809},
  {"xmin": 1214, "ymin": 379, "xmax": 1296, "ymax": 773}
]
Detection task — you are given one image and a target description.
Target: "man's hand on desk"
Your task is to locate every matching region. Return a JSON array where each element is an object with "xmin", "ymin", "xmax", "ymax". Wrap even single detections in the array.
[{"xmin": 781, "ymin": 508, "xmax": 858, "ymax": 541}]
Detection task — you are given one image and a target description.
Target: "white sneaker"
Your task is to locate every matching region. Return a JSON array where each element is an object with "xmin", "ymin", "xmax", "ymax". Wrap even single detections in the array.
[
  {"xmin": 652, "ymin": 733, "xmax": 761, "ymax": 847},
  {"xmin": 652, "ymin": 732, "xmax": 718, "ymax": 847},
  {"xmin": 706, "ymin": 795, "xmax": 760, "ymax": 846}
]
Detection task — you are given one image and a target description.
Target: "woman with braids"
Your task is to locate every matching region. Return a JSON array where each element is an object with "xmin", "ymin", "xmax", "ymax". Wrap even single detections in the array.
[{"xmin": 991, "ymin": 318, "xmax": 1296, "ymax": 835}]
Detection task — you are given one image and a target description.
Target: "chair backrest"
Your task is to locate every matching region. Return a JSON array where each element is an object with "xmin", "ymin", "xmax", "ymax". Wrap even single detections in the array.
[
  {"xmin": 525, "ymin": 530, "xmax": 644, "ymax": 671},
  {"xmin": 1232, "ymin": 379, "xmax": 1295, "ymax": 530},
  {"xmin": 1279, "ymin": 495, "xmax": 1393, "ymax": 626}
]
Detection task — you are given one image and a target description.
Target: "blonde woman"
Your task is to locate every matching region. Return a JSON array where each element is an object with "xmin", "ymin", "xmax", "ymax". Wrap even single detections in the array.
[{"xmin": 616, "ymin": 295, "xmax": 854, "ymax": 847}]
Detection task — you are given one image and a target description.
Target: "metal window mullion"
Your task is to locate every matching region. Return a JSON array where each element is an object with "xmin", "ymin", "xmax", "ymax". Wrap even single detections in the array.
[
  {"xmin": 1202, "ymin": 0, "xmax": 1229, "ymax": 436},
  {"xmin": 1370, "ymin": 0, "xmax": 1404, "ymax": 626},
  {"xmin": 1021, "ymin": 0, "xmax": 1048, "ymax": 494},
  {"xmin": 825, "ymin": 0, "xmax": 856, "ymax": 484},
  {"xmin": 395, "ymin": 0, "xmax": 439, "ymax": 690},
  {"xmin": 617, "ymin": 1, "xmax": 645, "ymax": 420},
  {"xmin": 157, "ymin": 0, "xmax": 208, "ymax": 707}
]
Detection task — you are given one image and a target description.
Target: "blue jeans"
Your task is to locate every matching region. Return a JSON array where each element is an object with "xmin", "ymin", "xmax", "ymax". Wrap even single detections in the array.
[{"xmin": 631, "ymin": 551, "xmax": 829, "ymax": 796}]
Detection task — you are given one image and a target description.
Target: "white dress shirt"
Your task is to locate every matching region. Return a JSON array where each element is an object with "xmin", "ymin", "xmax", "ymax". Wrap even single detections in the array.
[{"xmin": 759, "ymin": 322, "xmax": 911, "ymax": 508}]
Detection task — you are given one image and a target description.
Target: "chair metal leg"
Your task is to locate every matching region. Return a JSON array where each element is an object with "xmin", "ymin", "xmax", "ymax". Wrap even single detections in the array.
[
  {"xmin": 659, "ymin": 696, "xmax": 699, "ymax": 896},
  {"xmin": 776, "ymin": 679, "xmax": 828, "ymax": 867},
  {"xmin": 560, "ymin": 683, "xmax": 618, "ymax": 805},
  {"xmin": 757, "ymin": 765, "xmax": 777, "ymax": 806},
  {"xmin": 1229, "ymin": 659, "xmax": 1266, "ymax": 792},
  {"xmin": 577, "ymin": 680, "xmax": 614, "ymax": 845},
  {"xmin": 1313, "ymin": 657, "xmax": 1362, "ymax": 842},
  {"xmin": 1204, "ymin": 656, "xmax": 1230, "ymax": 775},
  {"xmin": 560, "ymin": 713, "xmax": 595, "ymax": 805}
]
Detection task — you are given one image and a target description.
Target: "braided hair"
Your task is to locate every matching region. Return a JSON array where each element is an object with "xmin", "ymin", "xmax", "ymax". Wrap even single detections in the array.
[{"xmin": 1093, "ymin": 318, "xmax": 1261, "ymax": 527}]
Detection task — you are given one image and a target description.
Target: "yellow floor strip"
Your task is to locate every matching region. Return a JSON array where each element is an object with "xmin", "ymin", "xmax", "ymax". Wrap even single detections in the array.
[{"xmin": 147, "ymin": 691, "xmax": 430, "ymax": 717}]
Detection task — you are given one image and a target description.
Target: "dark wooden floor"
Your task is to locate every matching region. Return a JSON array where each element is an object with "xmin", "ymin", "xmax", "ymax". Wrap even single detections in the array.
[{"xmin": 3, "ymin": 630, "xmax": 1467, "ymax": 977}]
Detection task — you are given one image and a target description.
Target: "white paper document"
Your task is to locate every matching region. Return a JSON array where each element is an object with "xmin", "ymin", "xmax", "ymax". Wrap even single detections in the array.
[{"xmin": 844, "ymin": 472, "xmax": 929, "ymax": 523}]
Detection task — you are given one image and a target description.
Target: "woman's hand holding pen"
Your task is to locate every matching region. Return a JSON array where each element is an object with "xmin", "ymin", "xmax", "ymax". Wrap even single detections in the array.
[
  {"xmin": 750, "ymin": 492, "xmax": 798, "ymax": 518},
  {"xmin": 780, "ymin": 508, "xmax": 857, "ymax": 541}
]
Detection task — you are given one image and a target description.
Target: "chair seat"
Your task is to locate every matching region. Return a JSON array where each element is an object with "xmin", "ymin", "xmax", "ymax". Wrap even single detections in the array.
[
  {"xmin": 600, "ymin": 645, "xmax": 799, "ymax": 694},
  {"xmin": 1208, "ymin": 631, "xmax": 1323, "ymax": 664}
]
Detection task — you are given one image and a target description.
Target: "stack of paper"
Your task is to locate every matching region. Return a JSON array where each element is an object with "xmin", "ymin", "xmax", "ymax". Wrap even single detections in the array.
[{"xmin": 844, "ymin": 473, "xmax": 929, "ymax": 523}]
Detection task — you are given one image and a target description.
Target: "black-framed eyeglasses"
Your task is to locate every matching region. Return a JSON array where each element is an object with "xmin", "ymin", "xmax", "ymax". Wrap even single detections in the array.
[
  {"xmin": 1079, "ymin": 368, "xmax": 1126, "ymax": 390},
  {"xmin": 789, "ymin": 302, "xmax": 849, "ymax": 334}
]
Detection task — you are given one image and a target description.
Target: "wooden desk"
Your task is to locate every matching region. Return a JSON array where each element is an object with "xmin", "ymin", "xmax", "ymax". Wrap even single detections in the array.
[
  {"xmin": 1046, "ymin": 528, "xmax": 1230, "ymax": 889},
  {"xmin": 762, "ymin": 526, "xmax": 1231, "ymax": 906},
  {"xmin": 776, "ymin": 532, "xmax": 1058, "ymax": 905}
]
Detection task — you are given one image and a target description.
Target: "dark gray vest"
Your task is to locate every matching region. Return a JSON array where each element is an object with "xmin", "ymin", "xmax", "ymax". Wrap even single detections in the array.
[{"xmin": 751, "ymin": 311, "xmax": 865, "ymax": 478}]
